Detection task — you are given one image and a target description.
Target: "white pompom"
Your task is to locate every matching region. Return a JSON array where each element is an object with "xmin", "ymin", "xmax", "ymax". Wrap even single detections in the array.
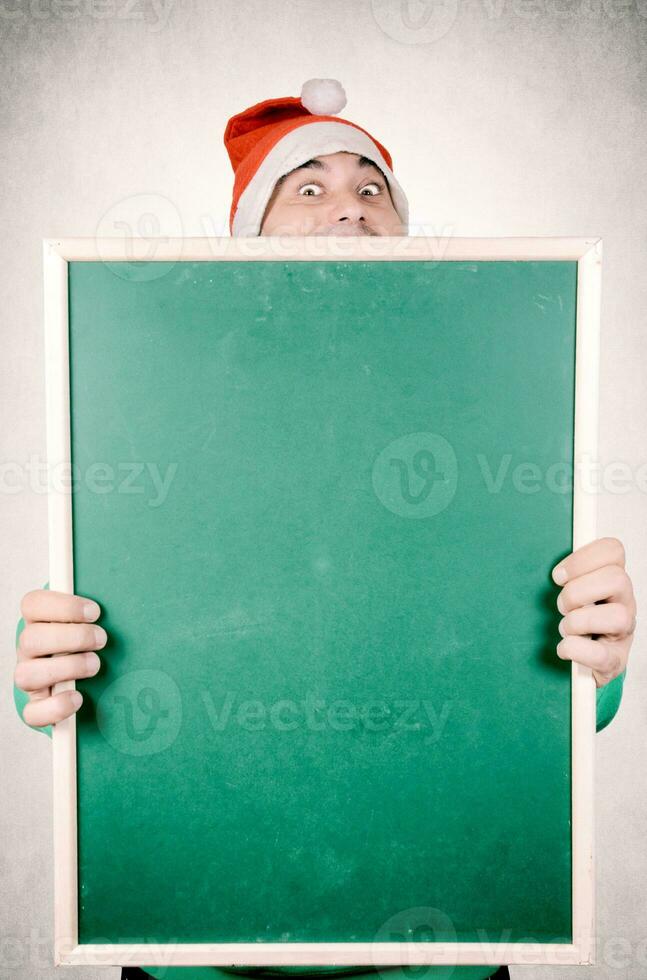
[{"xmin": 300, "ymin": 78, "xmax": 347, "ymax": 116}]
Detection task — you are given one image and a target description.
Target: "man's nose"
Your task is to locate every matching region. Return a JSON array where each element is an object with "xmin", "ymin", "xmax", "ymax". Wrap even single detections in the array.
[{"xmin": 328, "ymin": 193, "xmax": 367, "ymax": 224}]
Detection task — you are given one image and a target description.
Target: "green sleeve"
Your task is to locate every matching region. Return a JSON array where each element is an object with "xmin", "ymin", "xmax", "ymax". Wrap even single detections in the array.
[
  {"xmin": 14, "ymin": 583, "xmax": 52, "ymax": 739},
  {"xmin": 596, "ymin": 667, "xmax": 626, "ymax": 733}
]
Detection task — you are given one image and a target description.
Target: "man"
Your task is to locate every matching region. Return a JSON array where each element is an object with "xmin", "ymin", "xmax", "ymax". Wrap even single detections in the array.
[{"xmin": 14, "ymin": 78, "xmax": 635, "ymax": 980}]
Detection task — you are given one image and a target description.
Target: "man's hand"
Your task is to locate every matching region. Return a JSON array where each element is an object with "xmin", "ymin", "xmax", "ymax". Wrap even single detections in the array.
[
  {"xmin": 14, "ymin": 589, "xmax": 107, "ymax": 727},
  {"xmin": 551, "ymin": 537, "xmax": 636, "ymax": 688}
]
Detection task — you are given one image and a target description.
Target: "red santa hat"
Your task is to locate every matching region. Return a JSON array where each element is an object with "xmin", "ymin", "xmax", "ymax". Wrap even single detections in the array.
[{"xmin": 224, "ymin": 78, "xmax": 409, "ymax": 236}]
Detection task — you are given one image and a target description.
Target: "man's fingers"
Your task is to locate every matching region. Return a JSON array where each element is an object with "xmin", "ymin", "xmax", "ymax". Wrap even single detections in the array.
[
  {"xmin": 20, "ymin": 589, "xmax": 101, "ymax": 625},
  {"xmin": 552, "ymin": 536, "xmax": 626, "ymax": 585},
  {"xmin": 556, "ymin": 564, "xmax": 634, "ymax": 615},
  {"xmin": 22, "ymin": 689, "xmax": 83, "ymax": 728},
  {"xmin": 559, "ymin": 601, "xmax": 636, "ymax": 640},
  {"xmin": 14, "ymin": 651, "xmax": 101, "ymax": 692},
  {"xmin": 18, "ymin": 621, "xmax": 107, "ymax": 660},
  {"xmin": 556, "ymin": 634, "xmax": 624, "ymax": 685}
]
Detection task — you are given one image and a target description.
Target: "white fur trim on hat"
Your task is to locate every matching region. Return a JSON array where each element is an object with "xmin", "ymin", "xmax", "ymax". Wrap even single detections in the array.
[
  {"xmin": 232, "ymin": 120, "xmax": 409, "ymax": 237},
  {"xmin": 301, "ymin": 78, "xmax": 347, "ymax": 116}
]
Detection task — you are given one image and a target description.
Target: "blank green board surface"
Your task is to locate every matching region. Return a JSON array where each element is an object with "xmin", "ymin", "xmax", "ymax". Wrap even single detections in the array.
[{"xmin": 69, "ymin": 258, "xmax": 575, "ymax": 945}]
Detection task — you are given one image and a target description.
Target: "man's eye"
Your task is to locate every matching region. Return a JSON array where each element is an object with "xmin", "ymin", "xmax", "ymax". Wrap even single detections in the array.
[
  {"xmin": 360, "ymin": 182, "xmax": 382, "ymax": 196},
  {"xmin": 297, "ymin": 183, "xmax": 323, "ymax": 196}
]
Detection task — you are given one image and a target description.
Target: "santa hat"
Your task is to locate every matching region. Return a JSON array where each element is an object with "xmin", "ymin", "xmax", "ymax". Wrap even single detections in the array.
[{"xmin": 224, "ymin": 78, "xmax": 409, "ymax": 236}]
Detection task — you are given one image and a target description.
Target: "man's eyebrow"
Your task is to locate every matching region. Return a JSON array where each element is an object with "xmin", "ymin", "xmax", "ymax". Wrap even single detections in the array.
[
  {"xmin": 356, "ymin": 156, "xmax": 386, "ymax": 178},
  {"xmin": 274, "ymin": 155, "xmax": 386, "ymax": 190},
  {"xmin": 274, "ymin": 158, "xmax": 326, "ymax": 189}
]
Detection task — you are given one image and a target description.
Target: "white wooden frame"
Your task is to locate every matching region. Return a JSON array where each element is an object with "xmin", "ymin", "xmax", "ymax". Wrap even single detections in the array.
[{"xmin": 44, "ymin": 235, "xmax": 601, "ymax": 968}]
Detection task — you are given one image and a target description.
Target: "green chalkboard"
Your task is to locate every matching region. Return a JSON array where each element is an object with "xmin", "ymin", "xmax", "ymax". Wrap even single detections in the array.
[{"xmin": 68, "ymin": 257, "xmax": 575, "ymax": 948}]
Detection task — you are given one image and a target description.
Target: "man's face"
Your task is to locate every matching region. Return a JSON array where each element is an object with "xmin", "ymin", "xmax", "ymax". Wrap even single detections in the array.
[{"xmin": 259, "ymin": 151, "xmax": 405, "ymax": 237}]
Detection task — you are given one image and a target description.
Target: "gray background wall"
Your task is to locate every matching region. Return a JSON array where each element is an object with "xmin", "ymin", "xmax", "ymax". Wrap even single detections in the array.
[{"xmin": 1, "ymin": 1, "xmax": 645, "ymax": 977}]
